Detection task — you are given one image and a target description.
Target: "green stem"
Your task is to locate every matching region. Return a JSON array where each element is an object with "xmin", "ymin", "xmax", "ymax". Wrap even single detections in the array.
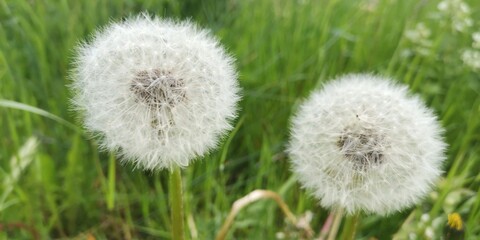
[
  {"xmin": 107, "ymin": 153, "xmax": 115, "ymax": 211},
  {"xmin": 341, "ymin": 212, "xmax": 360, "ymax": 240},
  {"xmin": 170, "ymin": 166, "xmax": 185, "ymax": 240}
]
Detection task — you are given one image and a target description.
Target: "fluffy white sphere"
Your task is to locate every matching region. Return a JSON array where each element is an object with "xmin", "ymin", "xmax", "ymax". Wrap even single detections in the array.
[
  {"xmin": 288, "ymin": 74, "xmax": 446, "ymax": 215},
  {"xmin": 71, "ymin": 15, "xmax": 240, "ymax": 170}
]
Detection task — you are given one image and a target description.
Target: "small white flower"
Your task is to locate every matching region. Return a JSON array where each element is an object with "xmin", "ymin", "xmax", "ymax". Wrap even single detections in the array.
[
  {"xmin": 452, "ymin": 18, "xmax": 472, "ymax": 33},
  {"xmin": 472, "ymin": 32, "xmax": 480, "ymax": 49},
  {"xmin": 71, "ymin": 15, "xmax": 240, "ymax": 170},
  {"xmin": 421, "ymin": 213, "xmax": 430, "ymax": 223},
  {"xmin": 404, "ymin": 23, "xmax": 433, "ymax": 57},
  {"xmin": 425, "ymin": 227, "xmax": 435, "ymax": 240},
  {"xmin": 437, "ymin": 0, "xmax": 472, "ymax": 33},
  {"xmin": 409, "ymin": 232, "xmax": 418, "ymax": 240},
  {"xmin": 437, "ymin": 1, "xmax": 448, "ymax": 11},
  {"xmin": 288, "ymin": 74, "xmax": 446, "ymax": 215},
  {"xmin": 461, "ymin": 49, "xmax": 480, "ymax": 71},
  {"xmin": 405, "ymin": 23, "xmax": 431, "ymax": 42}
]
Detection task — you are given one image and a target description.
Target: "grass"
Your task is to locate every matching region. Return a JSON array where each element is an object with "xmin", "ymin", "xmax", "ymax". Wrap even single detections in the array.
[{"xmin": 1, "ymin": 0, "xmax": 479, "ymax": 239}]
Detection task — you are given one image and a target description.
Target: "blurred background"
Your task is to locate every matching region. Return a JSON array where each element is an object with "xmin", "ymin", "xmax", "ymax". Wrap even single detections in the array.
[{"xmin": 1, "ymin": 0, "xmax": 479, "ymax": 239}]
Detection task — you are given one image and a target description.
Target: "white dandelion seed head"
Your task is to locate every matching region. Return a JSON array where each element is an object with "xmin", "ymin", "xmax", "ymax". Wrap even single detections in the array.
[
  {"xmin": 288, "ymin": 74, "xmax": 446, "ymax": 215},
  {"xmin": 71, "ymin": 15, "xmax": 240, "ymax": 170}
]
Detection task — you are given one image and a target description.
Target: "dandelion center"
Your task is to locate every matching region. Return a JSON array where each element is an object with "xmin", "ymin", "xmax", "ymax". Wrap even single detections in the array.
[
  {"xmin": 130, "ymin": 69, "xmax": 185, "ymax": 108},
  {"xmin": 337, "ymin": 127, "xmax": 384, "ymax": 170}
]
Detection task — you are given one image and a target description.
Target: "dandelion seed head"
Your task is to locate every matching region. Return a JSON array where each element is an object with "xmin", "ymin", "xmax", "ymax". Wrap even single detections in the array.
[
  {"xmin": 71, "ymin": 15, "xmax": 240, "ymax": 170},
  {"xmin": 288, "ymin": 74, "xmax": 446, "ymax": 215}
]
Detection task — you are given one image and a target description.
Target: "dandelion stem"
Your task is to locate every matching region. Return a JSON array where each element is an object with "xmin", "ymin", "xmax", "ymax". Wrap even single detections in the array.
[
  {"xmin": 170, "ymin": 166, "xmax": 185, "ymax": 240},
  {"xmin": 327, "ymin": 208, "xmax": 344, "ymax": 240},
  {"xmin": 107, "ymin": 153, "xmax": 116, "ymax": 211},
  {"xmin": 340, "ymin": 212, "xmax": 360, "ymax": 240}
]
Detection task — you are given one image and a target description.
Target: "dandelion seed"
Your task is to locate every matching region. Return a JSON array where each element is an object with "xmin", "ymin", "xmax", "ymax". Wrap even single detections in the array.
[
  {"xmin": 71, "ymin": 15, "xmax": 240, "ymax": 170},
  {"xmin": 288, "ymin": 74, "xmax": 446, "ymax": 215}
]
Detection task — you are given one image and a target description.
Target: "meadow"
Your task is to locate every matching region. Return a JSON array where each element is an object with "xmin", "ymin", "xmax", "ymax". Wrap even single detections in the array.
[{"xmin": 1, "ymin": 0, "xmax": 479, "ymax": 239}]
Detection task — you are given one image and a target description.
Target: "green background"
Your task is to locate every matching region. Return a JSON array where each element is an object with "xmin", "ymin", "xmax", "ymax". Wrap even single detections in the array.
[{"xmin": 1, "ymin": 0, "xmax": 479, "ymax": 239}]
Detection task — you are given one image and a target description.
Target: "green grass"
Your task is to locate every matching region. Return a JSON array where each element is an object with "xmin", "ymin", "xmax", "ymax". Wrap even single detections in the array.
[{"xmin": 1, "ymin": 0, "xmax": 479, "ymax": 239}]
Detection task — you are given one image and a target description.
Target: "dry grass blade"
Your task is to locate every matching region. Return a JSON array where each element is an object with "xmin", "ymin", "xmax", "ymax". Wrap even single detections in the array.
[{"xmin": 215, "ymin": 189, "xmax": 313, "ymax": 240}]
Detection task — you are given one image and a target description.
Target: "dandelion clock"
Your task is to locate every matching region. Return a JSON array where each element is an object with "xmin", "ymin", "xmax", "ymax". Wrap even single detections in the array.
[
  {"xmin": 288, "ymin": 74, "xmax": 446, "ymax": 215},
  {"xmin": 71, "ymin": 14, "xmax": 240, "ymax": 240}
]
